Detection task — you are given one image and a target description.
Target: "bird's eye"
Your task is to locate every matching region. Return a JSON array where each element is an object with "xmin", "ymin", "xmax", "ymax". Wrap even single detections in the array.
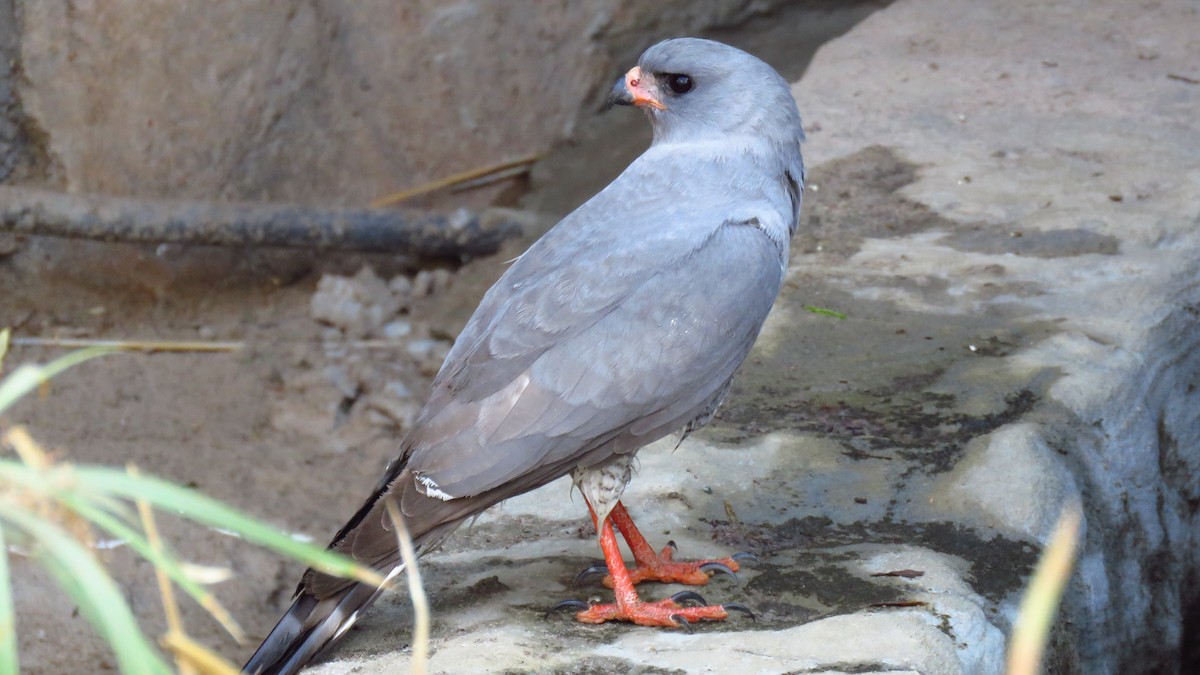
[{"xmin": 666, "ymin": 73, "xmax": 693, "ymax": 94}]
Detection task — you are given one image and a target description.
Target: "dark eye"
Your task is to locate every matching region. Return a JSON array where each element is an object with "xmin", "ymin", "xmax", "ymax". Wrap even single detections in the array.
[{"xmin": 666, "ymin": 73, "xmax": 693, "ymax": 94}]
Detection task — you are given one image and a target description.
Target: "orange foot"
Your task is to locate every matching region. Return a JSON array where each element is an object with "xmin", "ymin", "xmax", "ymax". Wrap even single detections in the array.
[
  {"xmin": 560, "ymin": 590, "xmax": 752, "ymax": 628},
  {"xmin": 575, "ymin": 501, "xmax": 754, "ymax": 588},
  {"xmin": 552, "ymin": 500, "xmax": 755, "ymax": 629}
]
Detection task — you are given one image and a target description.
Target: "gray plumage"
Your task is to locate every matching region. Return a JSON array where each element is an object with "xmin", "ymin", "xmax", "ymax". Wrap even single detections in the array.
[{"xmin": 245, "ymin": 37, "xmax": 804, "ymax": 674}]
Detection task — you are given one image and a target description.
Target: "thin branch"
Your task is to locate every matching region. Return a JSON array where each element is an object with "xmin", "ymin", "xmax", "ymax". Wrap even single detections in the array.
[
  {"xmin": 8, "ymin": 337, "xmax": 243, "ymax": 353},
  {"xmin": 160, "ymin": 632, "xmax": 241, "ymax": 675},
  {"xmin": 0, "ymin": 187, "xmax": 522, "ymax": 257},
  {"xmin": 131, "ymin": 464, "xmax": 197, "ymax": 675},
  {"xmin": 370, "ymin": 154, "xmax": 541, "ymax": 208},
  {"xmin": 385, "ymin": 500, "xmax": 429, "ymax": 675}
]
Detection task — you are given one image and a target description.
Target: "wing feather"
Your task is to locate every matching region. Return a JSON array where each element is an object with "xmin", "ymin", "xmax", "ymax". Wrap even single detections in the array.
[{"xmin": 408, "ymin": 214, "xmax": 785, "ymax": 498}]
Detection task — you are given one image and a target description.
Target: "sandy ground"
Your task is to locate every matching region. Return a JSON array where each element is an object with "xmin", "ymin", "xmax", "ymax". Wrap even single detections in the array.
[{"xmin": 0, "ymin": 251, "xmax": 462, "ymax": 672}]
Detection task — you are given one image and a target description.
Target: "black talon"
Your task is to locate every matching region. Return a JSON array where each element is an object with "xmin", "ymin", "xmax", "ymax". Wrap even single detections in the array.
[
  {"xmin": 545, "ymin": 599, "xmax": 591, "ymax": 619},
  {"xmin": 699, "ymin": 561, "xmax": 739, "ymax": 583},
  {"xmin": 731, "ymin": 551, "xmax": 759, "ymax": 563},
  {"xmin": 666, "ymin": 540, "xmax": 678, "ymax": 552},
  {"xmin": 669, "ymin": 614, "xmax": 694, "ymax": 633},
  {"xmin": 722, "ymin": 602, "xmax": 756, "ymax": 621},
  {"xmin": 574, "ymin": 562, "xmax": 609, "ymax": 586},
  {"xmin": 670, "ymin": 590, "xmax": 708, "ymax": 606}
]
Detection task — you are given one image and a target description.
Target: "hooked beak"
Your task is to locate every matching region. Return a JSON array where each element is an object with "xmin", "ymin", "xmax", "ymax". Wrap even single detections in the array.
[{"xmin": 605, "ymin": 66, "xmax": 667, "ymax": 111}]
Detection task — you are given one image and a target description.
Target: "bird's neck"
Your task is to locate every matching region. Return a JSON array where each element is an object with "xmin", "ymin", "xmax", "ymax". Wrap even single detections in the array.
[{"xmin": 648, "ymin": 134, "xmax": 803, "ymax": 179}]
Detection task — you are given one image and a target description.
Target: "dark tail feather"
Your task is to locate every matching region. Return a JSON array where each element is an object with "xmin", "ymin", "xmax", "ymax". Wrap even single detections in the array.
[
  {"xmin": 242, "ymin": 582, "xmax": 380, "ymax": 675},
  {"xmin": 242, "ymin": 459, "xmax": 502, "ymax": 673}
]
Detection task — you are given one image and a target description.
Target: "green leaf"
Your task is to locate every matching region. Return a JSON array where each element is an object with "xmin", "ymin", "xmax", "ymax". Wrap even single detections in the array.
[
  {"xmin": 0, "ymin": 502, "xmax": 172, "ymax": 675},
  {"xmin": 0, "ymin": 525, "xmax": 18, "ymax": 675},
  {"xmin": 0, "ymin": 461, "xmax": 380, "ymax": 587},
  {"xmin": 81, "ymin": 468, "xmax": 381, "ymax": 585},
  {"xmin": 803, "ymin": 305, "xmax": 847, "ymax": 320},
  {"xmin": 0, "ymin": 346, "xmax": 383, "ymax": 673},
  {"xmin": 57, "ymin": 493, "xmax": 245, "ymax": 642},
  {"xmin": 0, "ymin": 347, "xmax": 113, "ymax": 414}
]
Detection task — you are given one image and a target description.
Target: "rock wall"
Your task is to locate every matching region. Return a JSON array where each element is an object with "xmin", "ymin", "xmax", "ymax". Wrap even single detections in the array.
[
  {"xmin": 4, "ymin": 0, "xmax": 798, "ymax": 205},
  {"xmin": 3, "ymin": 0, "xmax": 869, "ymax": 291},
  {"xmin": 0, "ymin": 0, "xmax": 40, "ymax": 186}
]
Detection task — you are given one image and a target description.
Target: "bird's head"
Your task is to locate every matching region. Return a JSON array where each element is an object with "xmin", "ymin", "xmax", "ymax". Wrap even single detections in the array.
[{"xmin": 606, "ymin": 38, "xmax": 804, "ymax": 151}]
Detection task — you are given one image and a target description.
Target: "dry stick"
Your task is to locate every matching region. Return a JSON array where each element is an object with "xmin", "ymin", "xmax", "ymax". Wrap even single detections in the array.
[
  {"xmin": 130, "ymin": 464, "xmax": 197, "ymax": 675},
  {"xmin": 370, "ymin": 154, "xmax": 541, "ymax": 208},
  {"xmin": 5, "ymin": 426, "xmax": 49, "ymax": 470},
  {"xmin": 448, "ymin": 164, "xmax": 536, "ymax": 194},
  {"xmin": 0, "ymin": 186, "xmax": 521, "ymax": 257},
  {"xmin": 131, "ymin": 494, "xmax": 244, "ymax": 675},
  {"xmin": 159, "ymin": 632, "xmax": 241, "ymax": 675},
  {"xmin": 1006, "ymin": 500, "xmax": 1083, "ymax": 675},
  {"xmin": 8, "ymin": 337, "xmax": 438, "ymax": 352},
  {"xmin": 385, "ymin": 500, "xmax": 429, "ymax": 675},
  {"xmin": 10, "ymin": 337, "xmax": 441, "ymax": 353},
  {"xmin": 9, "ymin": 337, "xmax": 243, "ymax": 353}
]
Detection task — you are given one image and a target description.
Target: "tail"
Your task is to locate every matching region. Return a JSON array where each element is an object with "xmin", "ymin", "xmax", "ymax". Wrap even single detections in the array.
[
  {"xmin": 242, "ymin": 581, "xmax": 382, "ymax": 675},
  {"xmin": 242, "ymin": 456, "xmax": 468, "ymax": 674},
  {"xmin": 242, "ymin": 449, "xmax": 564, "ymax": 672}
]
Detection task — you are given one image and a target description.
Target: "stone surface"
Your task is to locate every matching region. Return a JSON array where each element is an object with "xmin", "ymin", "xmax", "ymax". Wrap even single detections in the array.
[
  {"xmin": 0, "ymin": 0, "xmax": 46, "ymax": 186},
  {"xmin": 309, "ymin": 267, "xmax": 400, "ymax": 338},
  {"xmin": 292, "ymin": 0, "xmax": 1199, "ymax": 673},
  {"xmin": 792, "ymin": 1, "xmax": 1200, "ymax": 671}
]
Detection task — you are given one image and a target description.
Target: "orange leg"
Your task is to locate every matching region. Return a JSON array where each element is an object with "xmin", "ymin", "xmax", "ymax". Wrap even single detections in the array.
[
  {"xmin": 603, "ymin": 501, "xmax": 745, "ymax": 587},
  {"xmin": 565, "ymin": 500, "xmax": 752, "ymax": 628}
]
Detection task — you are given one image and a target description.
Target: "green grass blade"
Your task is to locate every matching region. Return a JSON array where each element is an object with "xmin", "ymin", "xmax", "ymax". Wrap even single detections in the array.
[
  {"xmin": 0, "ymin": 328, "xmax": 10, "ymax": 368},
  {"xmin": 803, "ymin": 305, "xmax": 847, "ymax": 320},
  {"xmin": 0, "ymin": 525, "xmax": 19, "ymax": 674},
  {"xmin": 39, "ymin": 464, "xmax": 382, "ymax": 586},
  {"xmin": 0, "ymin": 460, "xmax": 379, "ymax": 586},
  {"xmin": 58, "ymin": 493, "xmax": 246, "ymax": 642},
  {"xmin": 0, "ymin": 502, "xmax": 171, "ymax": 675},
  {"xmin": 0, "ymin": 347, "xmax": 113, "ymax": 414}
]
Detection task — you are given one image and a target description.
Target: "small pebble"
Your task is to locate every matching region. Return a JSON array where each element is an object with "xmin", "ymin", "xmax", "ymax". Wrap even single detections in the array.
[
  {"xmin": 389, "ymin": 275, "xmax": 414, "ymax": 297},
  {"xmin": 382, "ymin": 320, "xmax": 413, "ymax": 339},
  {"xmin": 412, "ymin": 270, "xmax": 436, "ymax": 297}
]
